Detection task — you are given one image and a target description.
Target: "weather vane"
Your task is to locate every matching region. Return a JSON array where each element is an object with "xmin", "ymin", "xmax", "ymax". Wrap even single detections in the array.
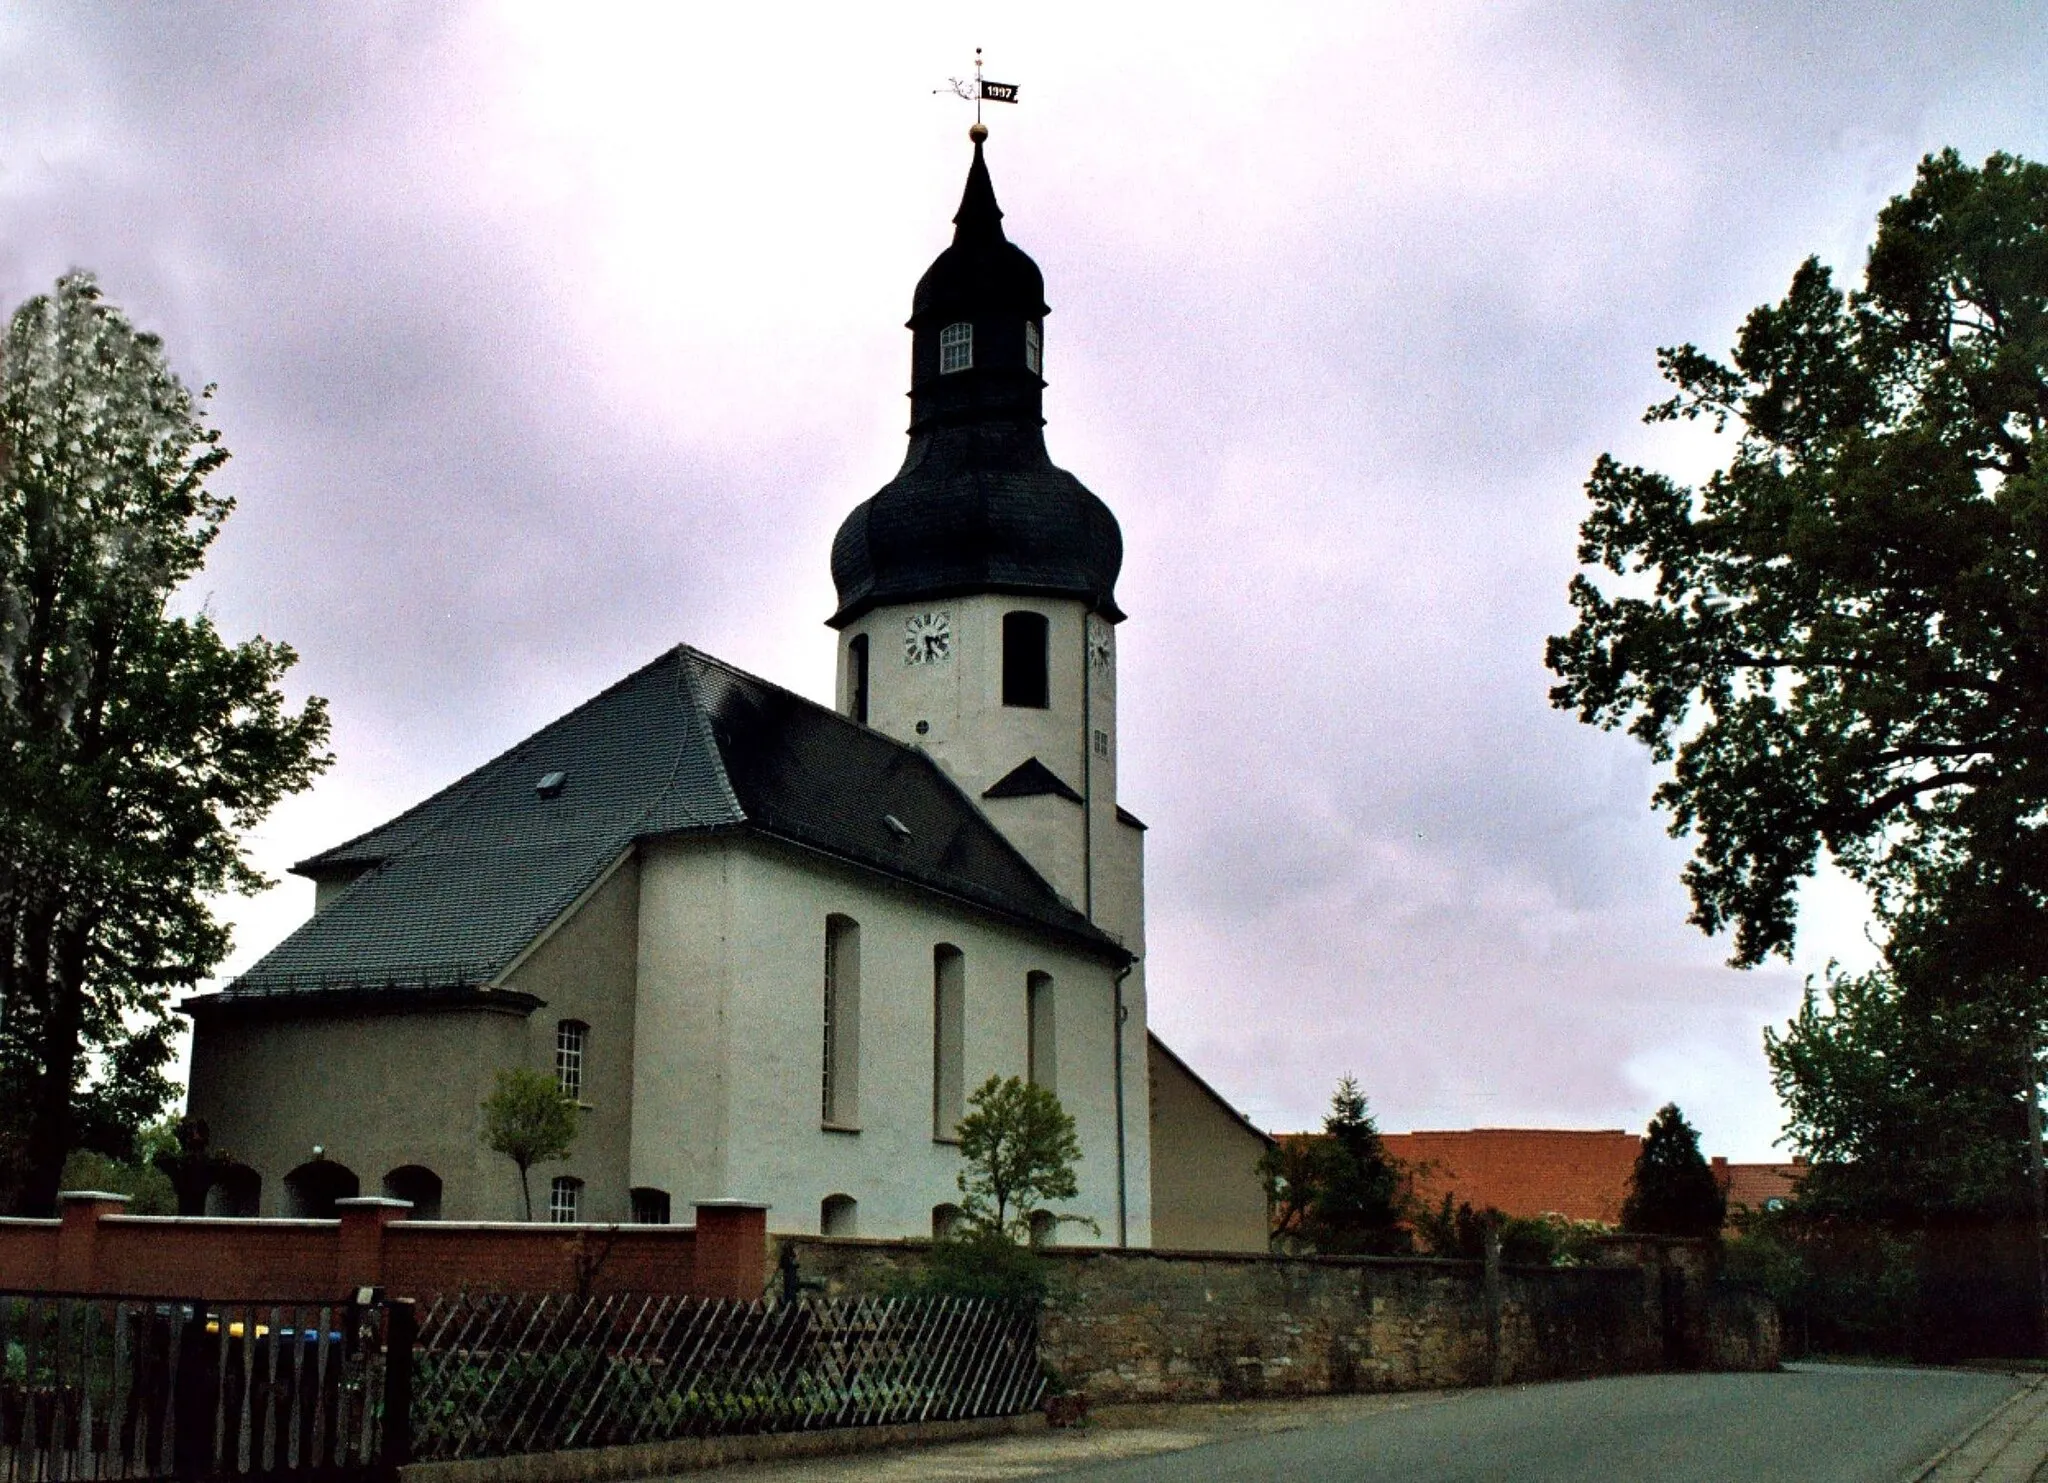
[{"xmin": 938, "ymin": 47, "xmax": 1019, "ymax": 135}]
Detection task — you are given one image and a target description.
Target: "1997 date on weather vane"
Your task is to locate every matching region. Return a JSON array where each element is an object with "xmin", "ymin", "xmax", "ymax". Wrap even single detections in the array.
[{"xmin": 938, "ymin": 47, "xmax": 1019, "ymax": 127}]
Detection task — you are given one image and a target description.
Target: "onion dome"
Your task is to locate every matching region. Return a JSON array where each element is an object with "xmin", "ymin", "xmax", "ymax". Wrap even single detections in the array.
[{"xmin": 829, "ymin": 133, "xmax": 1124, "ymax": 628}]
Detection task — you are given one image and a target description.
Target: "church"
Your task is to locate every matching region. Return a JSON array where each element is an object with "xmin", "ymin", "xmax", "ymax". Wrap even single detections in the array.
[{"xmin": 182, "ymin": 128, "xmax": 1269, "ymax": 1249}]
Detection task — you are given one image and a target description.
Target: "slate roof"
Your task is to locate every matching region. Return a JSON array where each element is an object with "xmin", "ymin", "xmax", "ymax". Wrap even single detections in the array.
[
  {"xmin": 196, "ymin": 645, "xmax": 1124, "ymax": 1008},
  {"xmin": 983, "ymin": 757, "xmax": 1083, "ymax": 804}
]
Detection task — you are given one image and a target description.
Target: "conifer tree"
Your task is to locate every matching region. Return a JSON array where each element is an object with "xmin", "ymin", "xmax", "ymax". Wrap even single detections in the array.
[{"xmin": 1621, "ymin": 1103, "xmax": 1727, "ymax": 1237}]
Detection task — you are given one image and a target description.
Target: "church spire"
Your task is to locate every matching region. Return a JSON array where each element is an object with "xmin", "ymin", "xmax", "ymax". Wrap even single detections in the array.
[
  {"xmin": 952, "ymin": 130, "xmax": 1004, "ymax": 243},
  {"xmin": 828, "ymin": 133, "xmax": 1123, "ymax": 629}
]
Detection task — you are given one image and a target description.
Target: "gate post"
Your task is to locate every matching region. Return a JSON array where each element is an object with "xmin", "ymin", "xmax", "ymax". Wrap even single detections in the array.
[
  {"xmin": 56, "ymin": 1191, "xmax": 129, "ymax": 1292},
  {"xmin": 692, "ymin": 1200, "xmax": 770, "ymax": 1300},
  {"xmin": 380, "ymin": 1299, "xmax": 417, "ymax": 1476}
]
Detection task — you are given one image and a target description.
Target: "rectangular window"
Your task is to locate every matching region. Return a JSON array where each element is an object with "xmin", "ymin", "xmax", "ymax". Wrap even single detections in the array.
[
  {"xmin": 1002, "ymin": 611, "xmax": 1050, "ymax": 709},
  {"xmin": 1024, "ymin": 321, "xmax": 1042, "ymax": 376},
  {"xmin": 940, "ymin": 321, "xmax": 974, "ymax": 374},
  {"xmin": 555, "ymin": 1020, "xmax": 587, "ymax": 1101},
  {"xmin": 1027, "ymin": 971, "xmax": 1056, "ymax": 1092},
  {"xmin": 549, "ymin": 1176, "xmax": 582, "ymax": 1223},
  {"xmin": 848, "ymin": 634, "xmax": 870, "ymax": 725},
  {"xmin": 933, "ymin": 945, "xmax": 966, "ymax": 1139},
  {"xmin": 630, "ymin": 1188, "xmax": 671, "ymax": 1225},
  {"xmin": 823, "ymin": 916, "xmax": 861, "ymax": 1126}
]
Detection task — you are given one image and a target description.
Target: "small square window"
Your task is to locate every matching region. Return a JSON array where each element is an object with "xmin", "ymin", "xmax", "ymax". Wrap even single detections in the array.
[
  {"xmin": 549, "ymin": 1176, "xmax": 582, "ymax": 1223},
  {"xmin": 940, "ymin": 322, "xmax": 973, "ymax": 374}
]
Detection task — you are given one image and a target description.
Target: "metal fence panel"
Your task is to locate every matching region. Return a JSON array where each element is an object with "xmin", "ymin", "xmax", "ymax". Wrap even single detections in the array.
[
  {"xmin": 0, "ymin": 1293, "xmax": 390, "ymax": 1482},
  {"xmin": 408, "ymin": 1293, "xmax": 1044, "ymax": 1460}
]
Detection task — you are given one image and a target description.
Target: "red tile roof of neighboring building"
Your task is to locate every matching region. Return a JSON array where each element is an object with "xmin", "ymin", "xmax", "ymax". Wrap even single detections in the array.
[{"xmin": 1380, "ymin": 1129, "xmax": 1642, "ymax": 1225}]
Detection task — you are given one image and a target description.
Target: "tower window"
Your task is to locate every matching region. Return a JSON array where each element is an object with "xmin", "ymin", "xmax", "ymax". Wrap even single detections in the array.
[
  {"xmin": 555, "ymin": 1020, "xmax": 588, "ymax": 1101},
  {"xmin": 1024, "ymin": 321, "xmax": 1042, "ymax": 375},
  {"xmin": 940, "ymin": 322, "xmax": 974, "ymax": 374},
  {"xmin": 847, "ymin": 634, "xmax": 869, "ymax": 725},
  {"xmin": 1003, "ymin": 611, "xmax": 1050, "ymax": 709}
]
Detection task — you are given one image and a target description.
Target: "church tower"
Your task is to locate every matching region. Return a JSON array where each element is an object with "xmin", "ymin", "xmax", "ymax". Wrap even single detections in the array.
[{"xmin": 828, "ymin": 129, "xmax": 1140, "ymax": 953}]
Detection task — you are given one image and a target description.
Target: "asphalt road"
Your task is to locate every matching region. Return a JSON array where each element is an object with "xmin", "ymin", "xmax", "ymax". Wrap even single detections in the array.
[
  {"xmin": 717, "ymin": 1365, "xmax": 2027, "ymax": 1483},
  {"xmin": 1049, "ymin": 1366, "xmax": 2022, "ymax": 1483}
]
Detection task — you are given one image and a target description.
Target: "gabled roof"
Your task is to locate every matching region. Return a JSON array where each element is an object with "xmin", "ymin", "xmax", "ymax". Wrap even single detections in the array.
[
  {"xmin": 983, "ymin": 757, "xmax": 1082, "ymax": 804},
  {"xmin": 197, "ymin": 645, "xmax": 1123, "ymax": 1007},
  {"xmin": 1148, "ymin": 1033, "xmax": 1274, "ymax": 1148}
]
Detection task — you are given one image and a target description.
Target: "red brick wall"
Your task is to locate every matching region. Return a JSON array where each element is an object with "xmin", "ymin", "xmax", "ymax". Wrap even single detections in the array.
[{"xmin": 0, "ymin": 1200, "xmax": 751, "ymax": 1302}]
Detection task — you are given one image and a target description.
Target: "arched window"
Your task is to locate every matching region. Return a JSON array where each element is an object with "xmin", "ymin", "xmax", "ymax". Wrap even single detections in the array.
[
  {"xmin": 1024, "ymin": 320, "xmax": 1043, "ymax": 376},
  {"xmin": 555, "ymin": 1020, "xmax": 588, "ymax": 1100},
  {"xmin": 207, "ymin": 1164, "xmax": 262, "ymax": 1218},
  {"xmin": 631, "ymin": 1187, "xmax": 671, "ymax": 1224},
  {"xmin": 382, "ymin": 1165, "xmax": 443, "ymax": 1220},
  {"xmin": 1028, "ymin": 1210, "xmax": 1058, "ymax": 1249},
  {"xmin": 549, "ymin": 1175, "xmax": 583, "ymax": 1223},
  {"xmin": 1002, "ymin": 611, "xmax": 1049, "ymax": 709},
  {"xmin": 822, "ymin": 915, "xmax": 862, "ymax": 1126},
  {"xmin": 940, "ymin": 322, "xmax": 973, "ymax": 374},
  {"xmin": 847, "ymin": 634, "xmax": 870, "ymax": 725},
  {"xmin": 931, "ymin": 1203, "xmax": 965, "ymax": 1240},
  {"xmin": 1027, "ymin": 971, "xmax": 1057, "ymax": 1092},
  {"xmin": 821, "ymin": 1193, "xmax": 858, "ymax": 1236},
  {"xmin": 283, "ymin": 1159, "xmax": 359, "ymax": 1219},
  {"xmin": 933, "ymin": 944, "xmax": 966, "ymax": 1139}
]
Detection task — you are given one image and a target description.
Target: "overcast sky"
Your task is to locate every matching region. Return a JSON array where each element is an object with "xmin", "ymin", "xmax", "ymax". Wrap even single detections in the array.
[{"xmin": 5, "ymin": 3, "xmax": 2044, "ymax": 1160}]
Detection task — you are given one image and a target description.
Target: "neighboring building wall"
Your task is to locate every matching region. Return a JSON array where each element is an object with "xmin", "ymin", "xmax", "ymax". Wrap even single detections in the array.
[
  {"xmin": 186, "ymin": 998, "xmax": 531, "ymax": 1219},
  {"xmin": 1147, "ymin": 1034, "xmax": 1271, "ymax": 1252},
  {"xmin": 503, "ymin": 856, "xmax": 642, "ymax": 1222},
  {"xmin": 1381, "ymin": 1129, "xmax": 1642, "ymax": 1225},
  {"xmin": 632, "ymin": 833, "xmax": 1150, "ymax": 1244}
]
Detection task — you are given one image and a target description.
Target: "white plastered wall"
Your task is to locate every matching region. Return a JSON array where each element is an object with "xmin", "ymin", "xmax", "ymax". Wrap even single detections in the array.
[{"xmin": 629, "ymin": 832, "xmax": 1150, "ymax": 1245}]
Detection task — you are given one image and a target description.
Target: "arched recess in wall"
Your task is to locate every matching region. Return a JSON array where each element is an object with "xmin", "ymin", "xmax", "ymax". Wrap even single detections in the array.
[
  {"xmin": 821, "ymin": 1193, "xmax": 858, "ymax": 1236},
  {"xmin": 1027, "ymin": 971, "xmax": 1056, "ymax": 1092},
  {"xmin": 822, "ymin": 915, "xmax": 861, "ymax": 1127},
  {"xmin": 1028, "ymin": 1210, "xmax": 1059, "ymax": 1248},
  {"xmin": 931, "ymin": 1203, "xmax": 964, "ymax": 1240},
  {"xmin": 382, "ymin": 1165, "xmax": 443, "ymax": 1220},
  {"xmin": 933, "ymin": 944, "xmax": 965, "ymax": 1138},
  {"xmin": 206, "ymin": 1163, "xmax": 261, "ymax": 1218},
  {"xmin": 283, "ymin": 1160, "xmax": 359, "ymax": 1219}
]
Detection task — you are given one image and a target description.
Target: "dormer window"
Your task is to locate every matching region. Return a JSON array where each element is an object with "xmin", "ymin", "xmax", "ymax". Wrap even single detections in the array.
[
  {"xmin": 1024, "ymin": 321, "xmax": 1042, "ymax": 376},
  {"xmin": 940, "ymin": 322, "xmax": 973, "ymax": 374}
]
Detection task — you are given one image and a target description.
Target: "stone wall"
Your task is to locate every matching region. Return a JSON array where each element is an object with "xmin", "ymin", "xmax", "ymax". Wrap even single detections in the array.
[{"xmin": 775, "ymin": 1235, "xmax": 1779, "ymax": 1404}]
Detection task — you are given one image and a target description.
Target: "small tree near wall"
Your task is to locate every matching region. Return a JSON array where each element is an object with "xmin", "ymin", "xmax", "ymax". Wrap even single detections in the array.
[
  {"xmin": 481, "ymin": 1067, "xmax": 579, "ymax": 1221},
  {"xmin": 955, "ymin": 1075, "xmax": 1084, "ymax": 1241}
]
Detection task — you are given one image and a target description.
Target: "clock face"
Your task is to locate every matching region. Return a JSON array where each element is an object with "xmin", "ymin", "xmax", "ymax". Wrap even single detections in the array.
[
  {"xmin": 903, "ymin": 610, "xmax": 953, "ymax": 665},
  {"xmin": 1088, "ymin": 621, "xmax": 1112, "ymax": 674}
]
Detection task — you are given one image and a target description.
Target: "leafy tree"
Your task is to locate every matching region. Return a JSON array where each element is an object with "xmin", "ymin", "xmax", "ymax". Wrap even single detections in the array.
[
  {"xmin": 0, "ymin": 273, "xmax": 331, "ymax": 1214},
  {"xmin": 1546, "ymin": 150, "xmax": 2048, "ymax": 971},
  {"xmin": 1261, "ymin": 1076, "xmax": 1411, "ymax": 1255},
  {"xmin": 1767, "ymin": 962, "xmax": 2033, "ymax": 1223},
  {"xmin": 1620, "ymin": 1104, "xmax": 1726, "ymax": 1237},
  {"xmin": 953, "ymin": 1074, "xmax": 1084, "ymax": 1241},
  {"xmin": 480, "ymin": 1067, "xmax": 580, "ymax": 1220}
]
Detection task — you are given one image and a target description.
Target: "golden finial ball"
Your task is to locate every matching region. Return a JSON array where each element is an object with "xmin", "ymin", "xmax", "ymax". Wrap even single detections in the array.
[{"xmin": 969, "ymin": 121, "xmax": 989, "ymax": 143}]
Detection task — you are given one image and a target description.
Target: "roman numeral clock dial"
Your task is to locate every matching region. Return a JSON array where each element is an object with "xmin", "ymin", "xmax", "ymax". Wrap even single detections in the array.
[{"xmin": 903, "ymin": 610, "xmax": 953, "ymax": 665}]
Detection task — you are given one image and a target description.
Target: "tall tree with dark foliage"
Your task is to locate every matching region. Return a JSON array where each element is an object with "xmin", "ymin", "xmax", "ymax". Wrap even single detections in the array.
[{"xmin": 0, "ymin": 274, "xmax": 329, "ymax": 1214}]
